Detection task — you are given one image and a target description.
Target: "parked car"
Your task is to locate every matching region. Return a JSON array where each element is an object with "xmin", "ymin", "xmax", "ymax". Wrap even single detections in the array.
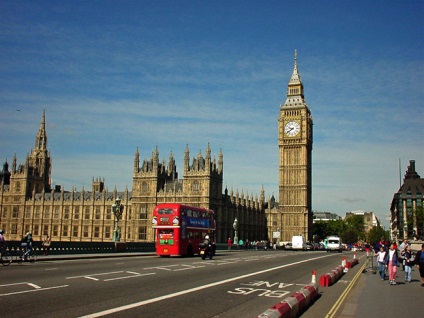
[{"xmin": 284, "ymin": 242, "xmax": 293, "ymax": 250}]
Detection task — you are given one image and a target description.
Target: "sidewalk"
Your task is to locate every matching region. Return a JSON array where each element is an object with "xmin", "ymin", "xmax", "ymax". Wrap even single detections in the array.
[{"xmin": 335, "ymin": 262, "xmax": 423, "ymax": 317}]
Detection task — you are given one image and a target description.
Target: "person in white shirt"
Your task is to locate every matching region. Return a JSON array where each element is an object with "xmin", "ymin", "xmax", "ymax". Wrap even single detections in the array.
[{"xmin": 375, "ymin": 246, "xmax": 387, "ymax": 280}]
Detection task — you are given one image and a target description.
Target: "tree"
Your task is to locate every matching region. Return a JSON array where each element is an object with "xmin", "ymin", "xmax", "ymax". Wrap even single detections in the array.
[
  {"xmin": 346, "ymin": 215, "xmax": 365, "ymax": 238},
  {"xmin": 367, "ymin": 226, "xmax": 387, "ymax": 244},
  {"xmin": 411, "ymin": 204, "xmax": 424, "ymax": 239},
  {"xmin": 312, "ymin": 221, "xmax": 329, "ymax": 241}
]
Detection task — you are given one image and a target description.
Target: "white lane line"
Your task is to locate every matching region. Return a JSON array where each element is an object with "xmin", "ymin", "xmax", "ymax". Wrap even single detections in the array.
[
  {"xmin": 0, "ymin": 285, "xmax": 69, "ymax": 297},
  {"xmin": 27, "ymin": 283, "xmax": 41, "ymax": 289},
  {"xmin": 80, "ymin": 254, "xmax": 332, "ymax": 318},
  {"xmin": 104, "ymin": 273, "xmax": 155, "ymax": 282},
  {"xmin": 66, "ymin": 271, "xmax": 124, "ymax": 279},
  {"xmin": 0, "ymin": 282, "xmax": 31, "ymax": 287}
]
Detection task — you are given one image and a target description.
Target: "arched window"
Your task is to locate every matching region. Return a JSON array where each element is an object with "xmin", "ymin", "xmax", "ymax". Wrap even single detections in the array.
[{"xmin": 193, "ymin": 181, "xmax": 200, "ymax": 192}]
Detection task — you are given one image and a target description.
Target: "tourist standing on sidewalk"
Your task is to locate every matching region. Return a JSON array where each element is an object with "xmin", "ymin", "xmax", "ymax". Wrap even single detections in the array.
[
  {"xmin": 42, "ymin": 235, "xmax": 51, "ymax": 256},
  {"xmin": 384, "ymin": 242, "xmax": 399, "ymax": 285},
  {"xmin": 403, "ymin": 245, "xmax": 414, "ymax": 283},
  {"xmin": 375, "ymin": 246, "xmax": 387, "ymax": 280},
  {"xmin": 415, "ymin": 243, "xmax": 424, "ymax": 286},
  {"xmin": 227, "ymin": 238, "xmax": 232, "ymax": 251}
]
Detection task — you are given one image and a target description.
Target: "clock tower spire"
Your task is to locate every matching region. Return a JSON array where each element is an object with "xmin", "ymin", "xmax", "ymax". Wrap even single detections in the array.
[{"xmin": 278, "ymin": 51, "xmax": 313, "ymax": 241}]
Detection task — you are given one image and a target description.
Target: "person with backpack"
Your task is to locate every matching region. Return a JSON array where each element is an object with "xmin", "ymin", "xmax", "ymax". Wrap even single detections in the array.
[{"xmin": 415, "ymin": 243, "xmax": 424, "ymax": 287}]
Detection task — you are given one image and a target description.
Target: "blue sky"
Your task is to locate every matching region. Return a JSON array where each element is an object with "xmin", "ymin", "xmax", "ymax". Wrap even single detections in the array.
[{"xmin": 1, "ymin": 1, "xmax": 423, "ymax": 228}]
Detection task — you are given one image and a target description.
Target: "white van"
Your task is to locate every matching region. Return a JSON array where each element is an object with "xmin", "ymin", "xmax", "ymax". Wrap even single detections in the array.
[
  {"xmin": 291, "ymin": 235, "xmax": 306, "ymax": 250},
  {"xmin": 326, "ymin": 236, "xmax": 343, "ymax": 253}
]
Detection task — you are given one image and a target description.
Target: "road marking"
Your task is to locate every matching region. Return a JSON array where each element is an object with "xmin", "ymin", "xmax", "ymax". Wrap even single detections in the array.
[
  {"xmin": 80, "ymin": 254, "xmax": 332, "ymax": 318},
  {"xmin": 325, "ymin": 261, "xmax": 366, "ymax": 318},
  {"xmin": 27, "ymin": 283, "xmax": 41, "ymax": 289},
  {"xmin": 66, "ymin": 271, "xmax": 124, "ymax": 279},
  {"xmin": 0, "ymin": 285, "xmax": 69, "ymax": 297},
  {"xmin": 104, "ymin": 273, "xmax": 155, "ymax": 282}
]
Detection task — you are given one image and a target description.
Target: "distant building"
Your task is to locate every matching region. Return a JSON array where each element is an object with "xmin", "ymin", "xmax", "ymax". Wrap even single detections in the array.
[
  {"xmin": 390, "ymin": 160, "xmax": 424, "ymax": 241},
  {"xmin": 0, "ymin": 111, "xmax": 267, "ymax": 243},
  {"xmin": 344, "ymin": 210, "xmax": 380, "ymax": 233},
  {"xmin": 312, "ymin": 211, "xmax": 342, "ymax": 223}
]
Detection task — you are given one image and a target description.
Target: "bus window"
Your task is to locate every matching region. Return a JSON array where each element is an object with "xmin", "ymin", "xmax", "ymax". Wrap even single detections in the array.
[{"xmin": 158, "ymin": 208, "xmax": 173, "ymax": 215}]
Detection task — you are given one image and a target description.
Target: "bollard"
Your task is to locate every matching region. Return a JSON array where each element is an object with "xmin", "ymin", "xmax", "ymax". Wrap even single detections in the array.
[
  {"xmin": 311, "ymin": 270, "xmax": 316, "ymax": 284},
  {"xmin": 354, "ymin": 252, "xmax": 356, "ymax": 259},
  {"xmin": 342, "ymin": 257, "xmax": 346, "ymax": 268}
]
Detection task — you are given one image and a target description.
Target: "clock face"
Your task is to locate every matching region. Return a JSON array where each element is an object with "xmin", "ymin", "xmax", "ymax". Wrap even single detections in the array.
[{"xmin": 284, "ymin": 121, "xmax": 300, "ymax": 137}]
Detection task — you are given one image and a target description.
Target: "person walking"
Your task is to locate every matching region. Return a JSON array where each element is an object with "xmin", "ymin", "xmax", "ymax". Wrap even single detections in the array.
[
  {"xmin": 0, "ymin": 229, "xmax": 5, "ymax": 247},
  {"xmin": 398, "ymin": 239, "xmax": 408, "ymax": 271},
  {"xmin": 415, "ymin": 243, "xmax": 424, "ymax": 287},
  {"xmin": 21, "ymin": 232, "xmax": 33, "ymax": 260},
  {"xmin": 42, "ymin": 235, "xmax": 51, "ymax": 256},
  {"xmin": 403, "ymin": 245, "xmax": 414, "ymax": 283},
  {"xmin": 375, "ymin": 246, "xmax": 387, "ymax": 280},
  {"xmin": 384, "ymin": 242, "xmax": 400, "ymax": 285}
]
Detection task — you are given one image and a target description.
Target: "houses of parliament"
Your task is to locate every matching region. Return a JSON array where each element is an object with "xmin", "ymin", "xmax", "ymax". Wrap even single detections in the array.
[{"xmin": 0, "ymin": 52, "xmax": 313, "ymax": 244}]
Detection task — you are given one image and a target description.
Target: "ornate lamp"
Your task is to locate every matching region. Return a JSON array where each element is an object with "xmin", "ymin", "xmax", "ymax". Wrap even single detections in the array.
[
  {"xmin": 233, "ymin": 217, "xmax": 238, "ymax": 246},
  {"xmin": 111, "ymin": 196, "xmax": 124, "ymax": 242}
]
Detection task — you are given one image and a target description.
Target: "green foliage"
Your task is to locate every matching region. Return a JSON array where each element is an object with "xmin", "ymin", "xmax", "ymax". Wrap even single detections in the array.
[
  {"xmin": 312, "ymin": 215, "xmax": 369, "ymax": 244},
  {"xmin": 367, "ymin": 226, "xmax": 387, "ymax": 243},
  {"xmin": 413, "ymin": 204, "xmax": 424, "ymax": 238}
]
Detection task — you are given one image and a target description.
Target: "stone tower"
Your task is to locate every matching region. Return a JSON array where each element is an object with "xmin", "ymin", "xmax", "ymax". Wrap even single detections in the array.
[
  {"xmin": 278, "ymin": 51, "xmax": 313, "ymax": 241},
  {"xmin": 10, "ymin": 110, "xmax": 52, "ymax": 198}
]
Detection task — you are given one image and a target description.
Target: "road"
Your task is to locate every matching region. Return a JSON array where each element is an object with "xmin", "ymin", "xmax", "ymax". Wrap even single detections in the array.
[{"xmin": 0, "ymin": 250, "xmax": 361, "ymax": 317}]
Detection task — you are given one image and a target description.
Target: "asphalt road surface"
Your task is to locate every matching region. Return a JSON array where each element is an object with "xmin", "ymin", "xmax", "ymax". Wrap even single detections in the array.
[{"xmin": 0, "ymin": 250, "xmax": 359, "ymax": 318}]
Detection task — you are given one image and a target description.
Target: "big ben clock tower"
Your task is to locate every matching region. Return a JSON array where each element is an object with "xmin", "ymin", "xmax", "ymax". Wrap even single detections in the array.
[{"xmin": 278, "ymin": 50, "xmax": 313, "ymax": 241}]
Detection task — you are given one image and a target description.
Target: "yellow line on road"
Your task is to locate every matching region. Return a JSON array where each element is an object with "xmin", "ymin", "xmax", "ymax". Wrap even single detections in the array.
[{"xmin": 325, "ymin": 262, "xmax": 366, "ymax": 318}]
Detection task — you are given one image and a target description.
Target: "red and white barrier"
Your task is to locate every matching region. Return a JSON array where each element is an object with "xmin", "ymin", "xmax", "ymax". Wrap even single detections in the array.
[
  {"xmin": 257, "ymin": 255, "xmax": 360, "ymax": 317},
  {"xmin": 257, "ymin": 275, "xmax": 320, "ymax": 318}
]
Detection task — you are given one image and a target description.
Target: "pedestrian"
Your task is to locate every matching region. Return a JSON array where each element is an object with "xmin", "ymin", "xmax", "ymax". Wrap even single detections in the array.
[
  {"xmin": 238, "ymin": 239, "xmax": 243, "ymax": 250},
  {"xmin": 384, "ymin": 242, "xmax": 400, "ymax": 285},
  {"xmin": 0, "ymin": 229, "xmax": 5, "ymax": 246},
  {"xmin": 227, "ymin": 237, "xmax": 232, "ymax": 251},
  {"xmin": 0, "ymin": 229, "xmax": 6, "ymax": 254},
  {"xmin": 375, "ymin": 246, "xmax": 387, "ymax": 281},
  {"xmin": 21, "ymin": 232, "xmax": 33, "ymax": 260},
  {"xmin": 403, "ymin": 245, "xmax": 414, "ymax": 283},
  {"xmin": 42, "ymin": 234, "xmax": 51, "ymax": 256},
  {"xmin": 415, "ymin": 243, "xmax": 424, "ymax": 287},
  {"xmin": 398, "ymin": 239, "xmax": 408, "ymax": 270}
]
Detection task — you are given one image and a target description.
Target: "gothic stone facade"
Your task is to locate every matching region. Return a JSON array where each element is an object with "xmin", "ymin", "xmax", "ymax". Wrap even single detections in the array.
[
  {"xmin": 0, "ymin": 112, "xmax": 267, "ymax": 244},
  {"xmin": 278, "ymin": 51, "xmax": 313, "ymax": 242}
]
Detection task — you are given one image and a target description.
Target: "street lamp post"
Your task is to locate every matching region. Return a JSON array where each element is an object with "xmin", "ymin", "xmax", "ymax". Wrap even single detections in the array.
[
  {"xmin": 111, "ymin": 196, "xmax": 124, "ymax": 242},
  {"xmin": 233, "ymin": 217, "xmax": 238, "ymax": 247}
]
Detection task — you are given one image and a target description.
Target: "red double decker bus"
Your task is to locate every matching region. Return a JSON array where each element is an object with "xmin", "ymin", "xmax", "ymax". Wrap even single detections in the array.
[{"xmin": 152, "ymin": 203, "xmax": 215, "ymax": 257}]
